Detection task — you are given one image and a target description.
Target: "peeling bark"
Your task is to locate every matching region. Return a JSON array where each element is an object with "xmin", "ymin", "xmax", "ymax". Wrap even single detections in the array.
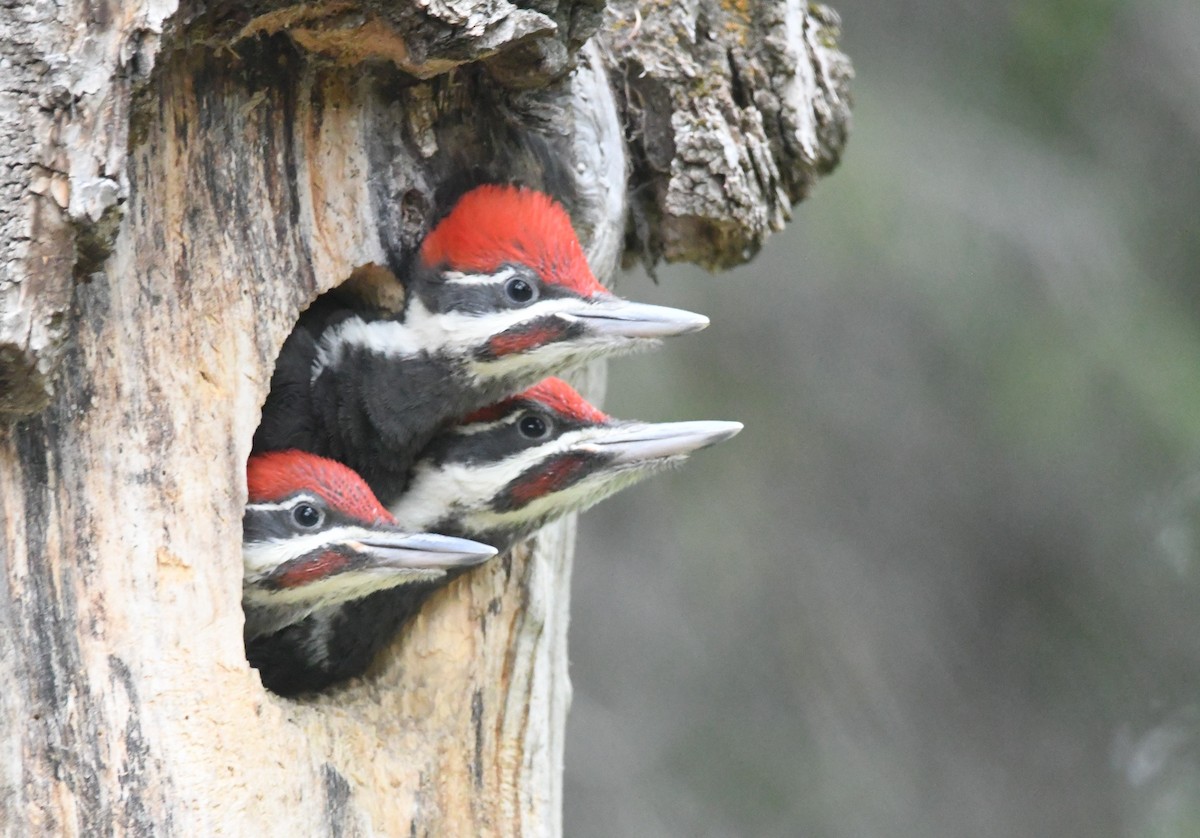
[
  {"xmin": 0, "ymin": 0, "xmax": 850, "ymax": 833},
  {"xmin": 0, "ymin": 1, "xmax": 174, "ymax": 415}
]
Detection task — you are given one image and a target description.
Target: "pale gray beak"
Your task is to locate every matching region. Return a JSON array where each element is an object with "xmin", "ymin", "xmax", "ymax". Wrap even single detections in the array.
[
  {"xmin": 558, "ymin": 298, "xmax": 710, "ymax": 338},
  {"xmin": 585, "ymin": 420, "xmax": 744, "ymax": 463},
  {"xmin": 348, "ymin": 530, "xmax": 498, "ymax": 569}
]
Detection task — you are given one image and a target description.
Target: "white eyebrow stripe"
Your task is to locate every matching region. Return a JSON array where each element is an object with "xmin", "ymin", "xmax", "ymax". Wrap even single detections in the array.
[
  {"xmin": 442, "ymin": 268, "xmax": 515, "ymax": 286},
  {"xmin": 246, "ymin": 494, "xmax": 323, "ymax": 514}
]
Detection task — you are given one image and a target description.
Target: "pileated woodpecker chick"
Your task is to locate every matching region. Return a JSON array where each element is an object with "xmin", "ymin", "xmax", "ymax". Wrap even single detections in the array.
[
  {"xmin": 247, "ymin": 379, "xmax": 741, "ymax": 695},
  {"xmin": 243, "ymin": 451, "xmax": 496, "ymax": 639},
  {"xmin": 387, "ymin": 377, "xmax": 744, "ymax": 551},
  {"xmin": 253, "ymin": 185, "xmax": 709, "ymax": 503}
]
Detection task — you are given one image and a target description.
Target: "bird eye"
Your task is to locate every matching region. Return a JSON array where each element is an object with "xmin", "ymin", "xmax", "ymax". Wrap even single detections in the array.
[
  {"xmin": 292, "ymin": 503, "xmax": 323, "ymax": 528},
  {"xmin": 504, "ymin": 277, "xmax": 537, "ymax": 305},
  {"xmin": 518, "ymin": 412, "xmax": 551, "ymax": 440}
]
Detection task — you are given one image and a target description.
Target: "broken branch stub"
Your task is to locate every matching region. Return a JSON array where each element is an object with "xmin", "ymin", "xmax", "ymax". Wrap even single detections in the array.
[{"xmin": 603, "ymin": 0, "xmax": 853, "ymax": 270}]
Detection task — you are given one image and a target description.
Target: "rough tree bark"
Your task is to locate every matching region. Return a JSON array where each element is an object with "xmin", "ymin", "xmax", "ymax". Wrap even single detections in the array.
[{"xmin": 0, "ymin": 1, "xmax": 849, "ymax": 834}]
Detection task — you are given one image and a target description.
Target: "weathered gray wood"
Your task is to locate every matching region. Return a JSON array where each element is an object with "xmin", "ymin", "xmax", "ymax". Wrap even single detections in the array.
[
  {"xmin": 0, "ymin": 1, "xmax": 174, "ymax": 415},
  {"xmin": 0, "ymin": 1, "xmax": 850, "ymax": 833},
  {"xmin": 603, "ymin": 0, "xmax": 853, "ymax": 268}
]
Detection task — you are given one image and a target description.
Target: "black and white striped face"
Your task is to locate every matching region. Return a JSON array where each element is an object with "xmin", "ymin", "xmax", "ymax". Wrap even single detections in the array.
[
  {"xmin": 308, "ymin": 263, "xmax": 709, "ymax": 390},
  {"xmin": 387, "ymin": 386, "xmax": 744, "ymax": 550},
  {"xmin": 242, "ymin": 492, "xmax": 495, "ymax": 637}
]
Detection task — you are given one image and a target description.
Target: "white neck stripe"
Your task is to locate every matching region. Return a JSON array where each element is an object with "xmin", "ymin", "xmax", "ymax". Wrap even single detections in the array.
[{"xmin": 310, "ymin": 297, "xmax": 591, "ymax": 383}]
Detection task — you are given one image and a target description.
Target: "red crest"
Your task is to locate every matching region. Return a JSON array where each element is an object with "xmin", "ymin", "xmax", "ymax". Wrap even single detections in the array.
[
  {"xmin": 247, "ymin": 451, "xmax": 394, "ymax": 525},
  {"xmin": 419, "ymin": 185, "xmax": 606, "ymax": 298},
  {"xmin": 463, "ymin": 378, "xmax": 610, "ymax": 425}
]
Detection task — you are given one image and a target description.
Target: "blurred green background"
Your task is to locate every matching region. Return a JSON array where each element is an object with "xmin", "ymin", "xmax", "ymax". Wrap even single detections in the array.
[{"xmin": 566, "ymin": 1, "xmax": 1200, "ymax": 835}]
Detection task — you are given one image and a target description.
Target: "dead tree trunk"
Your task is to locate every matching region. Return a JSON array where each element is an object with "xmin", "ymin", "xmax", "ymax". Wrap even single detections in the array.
[{"xmin": 0, "ymin": 1, "xmax": 850, "ymax": 834}]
